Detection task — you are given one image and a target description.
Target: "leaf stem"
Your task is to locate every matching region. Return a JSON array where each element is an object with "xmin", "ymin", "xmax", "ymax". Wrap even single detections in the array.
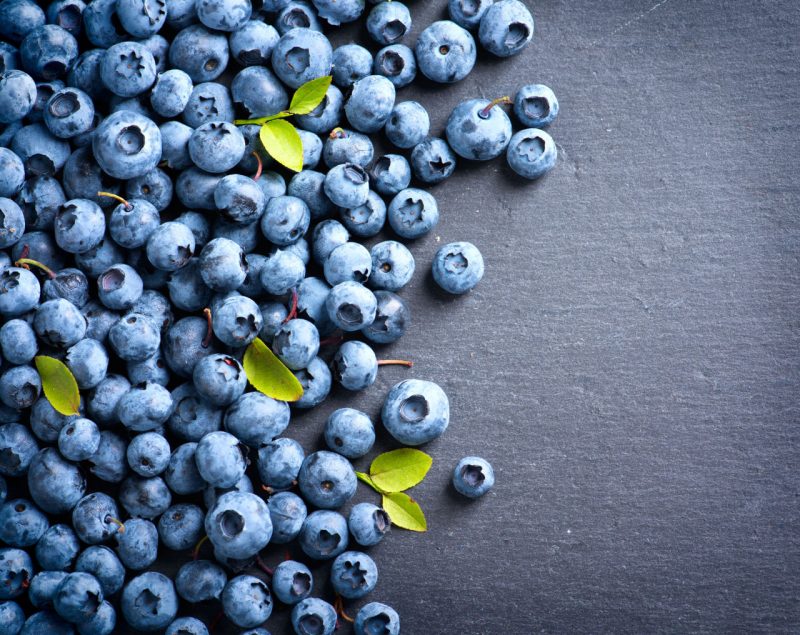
[
  {"xmin": 14, "ymin": 258, "xmax": 56, "ymax": 279},
  {"xmin": 202, "ymin": 308, "xmax": 213, "ymax": 348},
  {"xmin": 377, "ymin": 359, "xmax": 413, "ymax": 367},
  {"xmin": 96, "ymin": 191, "xmax": 131, "ymax": 209}
]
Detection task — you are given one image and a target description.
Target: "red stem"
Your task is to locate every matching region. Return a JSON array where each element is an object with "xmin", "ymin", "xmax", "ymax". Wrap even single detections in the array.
[
  {"xmin": 252, "ymin": 151, "xmax": 263, "ymax": 181},
  {"xmin": 202, "ymin": 308, "xmax": 213, "ymax": 348},
  {"xmin": 283, "ymin": 288, "xmax": 298, "ymax": 323}
]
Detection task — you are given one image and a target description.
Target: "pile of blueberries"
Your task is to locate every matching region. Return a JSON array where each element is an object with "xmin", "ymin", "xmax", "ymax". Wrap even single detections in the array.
[{"xmin": 0, "ymin": 0, "xmax": 558, "ymax": 632}]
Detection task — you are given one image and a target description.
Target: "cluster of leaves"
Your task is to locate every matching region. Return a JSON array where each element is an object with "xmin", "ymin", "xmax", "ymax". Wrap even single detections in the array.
[
  {"xmin": 235, "ymin": 75, "xmax": 333, "ymax": 173},
  {"xmin": 357, "ymin": 448, "xmax": 433, "ymax": 532}
]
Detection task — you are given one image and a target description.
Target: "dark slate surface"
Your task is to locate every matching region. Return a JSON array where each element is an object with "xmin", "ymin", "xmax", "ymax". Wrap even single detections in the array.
[{"xmin": 132, "ymin": 1, "xmax": 800, "ymax": 633}]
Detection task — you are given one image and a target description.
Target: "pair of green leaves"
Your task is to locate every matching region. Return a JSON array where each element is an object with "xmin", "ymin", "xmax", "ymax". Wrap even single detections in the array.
[
  {"xmin": 357, "ymin": 448, "xmax": 433, "ymax": 532},
  {"xmin": 235, "ymin": 75, "xmax": 332, "ymax": 173}
]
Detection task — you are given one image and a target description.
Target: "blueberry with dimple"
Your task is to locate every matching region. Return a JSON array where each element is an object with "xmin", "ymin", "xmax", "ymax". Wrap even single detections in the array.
[
  {"xmin": 205, "ymin": 491, "xmax": 272, "ymax": 559},
  {"xmin": 369, "ymin": 240, "xmax": 415, "ymax": 292},
  {"xmin": 453, "ymin": 455, "xmax": 495, "ymax": 498},
  {"xmin": 323, "ymin": 127, "xmax": 373, "ymax": 168},
  {"xmin": 115, "ymin": 518, "xmax": 158, "ymax": 570},
  {"xmin": 188, "ymin": 122, "xmax": 245, "ymax": 175},
  {"xmin": 259, "ymin": 249, "xmax": 305, "ymax": 296},
  {"xmin": 99, "ymin": 41, "xmax": 156, "ymax": 97},
  {"xmin": 432, "ymin": 241, "xmax": 485, "ymax": 294},
  {"xmin": 175, "ymin": 559, "xmax": 226, "ymax": 603},
  {"xmin": 373, "ymin": 44, "xmax": 416, "ymax": 88},
  {"xmin": 326, "ymin": 281, "xmax": 377, "ymax": 331},
  {"xmin": 221, "ymin": 575, "xmax": 272, "ymax": 628},
  {"xmin": 44, "ymin": 264, "xmax": 91, "ymax": 307},
  {"xmin": 214, "ymin": 174, "xmax": 265, "ymax": 226},
  {"xmin": 291, "ymin": 597, "xmax": 337, "ymax": 635},
  {"xmin": 345, "ymin": 75, "xmax": 395, "ymax": 134},
  {"xmin": 212, "ymin": 292, "xmax": 262, "ymax": 348},
  {"xmin": 230, "ymin": 20, "xmax": 279, "ymax": 66},
  {"xmin": 86, "ymin": 431, "xmax": 129, "ymax": 484},
  {"xmin": 35, "ymin": 524, "xmax": 79, "ymax": 571},
  {"xmin": 324, "ymin": 163, "xmax": 369, "ymax": 209},
  {"xmin": 29, "ymin": 570, "xmax": 68, "ymax": 609},
  {"xmin": 127, "ymin": 432, "xmax": 170, "ymax": 478},
  {"xmin": 514, "ymin": 83, "xmax": 558, "ymax": 128},
  {"xmin": 0, "ymin": 423, "xmax": 38, "ymax": 478},
  {"xmin": 232, "ymin": 65, "xmax": 288, "ymax": 119},
  {"xmin": 92, "ymin": 110, "xmax": 161, "ymax": 180},
  {"xmin": 446, "ymin": 97, "xmax": 513, "ymax": 160},
  {"xmin": 96, "ymin": 264, "xmax": 143, "ymax": 310},
  {"xmin": 295, "ymin": 83, "xmax": 343, "ymax": 135},
  {"xmin": 0, "ymin": 499, "xmax": 48, "ymax": 547},
  {"xmin": 169, "ymin": 25, "xmax": 230, "ymax": 83},
  {"xmin": 27, "ymin": 448, "xmax": 85, "ymax": 514},
  {"xmin": 54, "ymin": 198, "xmax": 104, "ymax": 254},
  {"xmin": 11, "ymin": 122, "xmax": 70, "ymax": 177},
  {"xmin": 479, "ymin": 0, "xmax": 534, "ymax": 57},
  {"xmin": 34, "ymin": 298, "xmax": 87, "ymax": 348},
  {"xmin": 257, "ymin": 437, "xmax": 304, "ymax": 489},
  {"xmin": 312, "ymin": 0, "xmax": 363, "ymax": 25},
  {"xmin": 415, "ymin": 20, "xmax": 476, "ymax": 83},
  {"xmin": 339, "ymin": 190, "xmax": 386, "ymax": 239},
  {"xmin": 382, "ymin": 378, "xmax": 450, "ymax": 445},
  {"xmin": 331, "ymin": 551, "xmax": 378, "ymax": 599},
  {"xmin": 120, "ymin": 572, "xmax": 178, "ymax": 632},
  {"xmin": 108, "ymin": 313, "xmax": 160, "ymax": 362},
  {"xmin": 196, "ymin": 0, "xmax": 252, "ymax": 31},
  {"xmin": 42, "ymin": 87, "xmax": 94, "ymax": 139},
  {"xmin": 332, "ymin": 340, "xmax": 377, "ymax": 391},
  {"xmin": 271, "ymin": 28, "xmax": 332, "ymax": 89},
  {"xmin": 0, "ymin": 267, "xmax": 39, "ymax": 316},
  {"xmin": 81, "ymin": 601, "xmax": 116, "ymax": 635},
  {"xmin": 158, "ymin": 503, "xmax": 204, "ymax": 551},
  {"xmin": 449, "ymin": 0, "xmax": 493, "ymax": 30},
  {"xmin": 74, "ymin": 546, "xmax": 124, "ymax": 596},
  {"xmin": 195, "ymin": 431, "xmax": 248, "ymax": 489},
  {"xmin": 367, "ymin": 1, "xmax": 411, "ymax": 44},
  {"xmin": 192, "ymin": 354, "xmax": 247, "ymax": 407},
  {"xmin": 52, "ymin": 571, "xmax": 104, "ymax": 623},
  {"xmin": 369, "ymin": 154, "xmax": 411, "ymax": 197},
  {"xmin": 108, "ymin": 200, "xmax": 160, "ymax": 251},
  {"xmin": 331, "ymin": 44, "xmax": 372, "ymax": 88},
  {"xmin": 15, "ymin": 172, "xmax": 64, "ymax": 230},
  {"xmin": 272, "ymin": 319, "xmax": 319, "ymax": 371},
  {"xmin": 271, "ymin": 560, "xmax": 312, "ymax": 606},
  {"xmin": 324, "ymin": 241, "xmax": 371, "ymax": 286},
  {"xmin": 298, "ymin": 510, "xmax": 348, "ymax": 559},
  {"xmin": 275, "ymin": 1, "xmax": 322, "ymax": 35},
  {"xmin": 124, "ymin": 168, "xmax": 173, "ymax": 214},
  {"xmin": 259, "ymin": 301, "xmax": 288, "ymax": 340},
  {"xmin": 354, "ymin": 602, "xmax": 401, "ymax": 635},
  {"xmin": 162, "ymin": 318, "xmax": 216, "ymax": 380},
  {"xmin": 58, "ymin": 417, "xmax": 100, "ymax": 461},
  {"xmin": 199, "ymin": 238, "xmax": 247, "ymax": 292},
  {"xmin": 119, "ymin": 475, "xmax": 172, "ymax": 519},
  {"xmin": 267, "ymin": 492, "xmax": 306, "ymax": 545},
  {"xmin": 116, "ymin": 0, "xmax": 166, "ymax": 36},
  {"xmin": 297, "ymin": 450, "xmax": 357, "ymax": 510},
  {"xmin": 117, "ymin": 382, "xmax": 172, "ymax": 431},
  {"xmin": 0, "ymin": 365, "xmax": 41, "ymax": 410},
  {"xmin": 20, "ymin": 25, "xmax": 78, "ymax": 81},
  {"xmin": 349, "ymin": 502, "xmax": 391, "ymax": 546},
  {"xmin": 324, "ymin": 408, "xmax": 375, "ymax": 458},
  {"xmin": 260, "ymin": 195, "xmax": 310, "ymax": 247},
  {"xmin": 0, "ymin": 319, "xmax": 37, "ymax": 364},
  {"xmin": 387, "ymin": 187, "xmax": 439, "ymax": 239},
  {"xmin": 506, "ymin": 127, "xmax": 557, "ymax": 179},
  {"xmin": 410, "ymin": 137, "xmax": 456, "ymax": 184},
  {"xmin": 164, "ymin": 442, "xmax": 205, "ymax": 495},
  {"xmin": 0, "ymin": 548, "xmax": 32, "ymax": 600}
]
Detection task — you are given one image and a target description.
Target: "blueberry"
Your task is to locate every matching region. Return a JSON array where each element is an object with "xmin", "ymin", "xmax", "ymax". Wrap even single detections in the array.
[
  {"xmin": 108, "ymin": 313, "xmax": 160, "ymax": 362},
  {"xmin": 324, "ymin": 163, "xmax": 369, "ymax": 209},
  {"xmin": 158, "ymin": 503, "xmax": 204, "ymax": 551},
  {"xmin": 331, "ymin": 550, "xmax": 378, "ymax": 599},
  {"xmin": 260, "ymin": 195, "xmax": 311, "ymax": 247},
  {"xmin": 348, "ymin": 502, "xmax": 391, "ymax": 546},
  {"xmin": 415, "ymin": 20, "xmax": 476, "ymax": 83},
  {"xmin": 0, "ymin": 0, "xmax": 45, "ymax": 44},
  {"xmin": 410, "ymin": 137, "xmax": 456, "ymax": 184},
  {"xmin": 86, "ymin": 431, "xmax": 128, "ymax": 483},
  {"xmin": 197, "ymin": 0, "xmax": 252, "ymax": 31},
  {"xmin": 432, "ymin": 241, "xmax": 485, "ymax": 294},
  {"xmin": 291, "ymin": 597, "xmax": 337, "ymax": 635},
  {"xmin": 58, "ymin": 417, "xmax": 101, "ymax": 461},
  {"xmin": 332, "ymin": 340, "xmax": 378, "ymax": 391},
  {"xmin": 176, "ymin": 168, "xmax": 222, "ymax": 212},
  {"xmin": 99, "ymin": 41, "xmax": 156, "ymax": 97},
  {"xmin": 294, "ymin": 83, "xmax": 343, "ymax": 134},
  {"xmin": 324, "ymin": 241, "xmax": 372, "ymax": 285},
  {"xmin": 478, "ymin": 0, "xmax": 534, "ymax": 57},
  {"xmin": 449, "ymin": 0, "xmax": 492, "ymax": 30},
  {"xmin": 271, "ymin": 28, "xmax": 332, "ymax": 89},
  {"xmin": 213, "ymin": 217, "xmax": 261, "ymax": 251},
  {"xmin": 192, "ymin": 354, "xmax": 247, "ymax": 407},
  {"xmin": 0, "ymin": 319, "xmax": 37, "ymax": 364},
  {"xmin": 257, "ymin": 437, "xmax": 304, "ymax": 489},
  {"xmin": 446, "ymin": 97, "xmax": 513, "ymax": 160},
  {"xmin": 163, "ymin": 318, "xmax": 216, "ymax": 379},
  {"xmin": 275, "ymin": 1, "xmax": 322, "ymax": 35},
  {"xmin": 20, "ymin": 25, "xmax": 78, "ymax": 81},
  {"xmin": 345, "ymin": 75, "xmax": 395, "ymax": 133},
  {"xmin": 86, "ymin": 374, "xmax": 129, "ymax": 426},
  {"xmin": 0, "ymin": 365, "xmax": 41, "ymax": 409},
  {"xmin": 0, "ymin": 70, "xmax": 36, "ymax": 124},
  {"xmin": 369, "ymin": 240, "xmax": 415, "ymax": 292},
  {"xmin": 28, "ymin": 79, "xmax": 65, "ymax": 125},
  {"xmin": 175, "ymin": 559, "xmax": 227, "ymax": 603},
  {"xmin": 15, "ymin": 174, "xmax": 64, "ymax": 230},
  {"xmin": 373, "ymin": 43, "xmax": 417, "ymax": 88},
  {"xmin": 189, "ymin": 122, "xmax": 246, "ymax": 175},
  {"xmin": 331, "ymin": 44, "xmax": 372, "ymax": 88},
  {"xmin": 165, "ymin": 0, "xmax": 198, "ymax": 29},
  {"xmin": 66, "ymin": 49, "xmax": 107, "ymax": 102},
  {"xmin": 298, "ymin": 509, "xmax": 348, "ymax": 559},
  {"xmin": 0, "ymin": 499, "xmax": 48, "ymax": 547},
  {"xmin": 369, "ymin": 154, "xmax": 411, "ymax": 197},
  {"xmin": 255, "ymin": 170, "xmax": 287, "ymax": 203},
  {"xmin": 166, "ymin": 260, "xmax": 212, "ymax": 313},
  {"xmin": 92, "ymin": 110, "xmax": 161, "ymax": 180},
  {"xmin": 199, "ymin": 237, "xmax": 247, "ymax": 292},
  {"xmin": 29, "ymin": 570, "xmax": 68, "ymax": 609},
  {"xmin": 175, "ymin": 211, "xmax": 211, "ymax": 248},
  {"xmin": 0, "ymin": 548, "xmax": 33, "ymax": 600},
  {"xmin": 169, "ymin": 25, "xmax": 230, "ymax": 83},
  {"xmin": 126, "ymin": 432, "xmax": 170, "ymax": 477},
  {"xmin": 12, "ymin": 123, "xmax": 71, "ymax": 177},
  {"xmin": 323, "ymin": 128, "xmax": 373, "ymax": 168},
  {"xmin": 120, "ymin": 572, "xmax": 178, "ymax": 632},
  {"xmin": 97, "ymin": 263, "xmax": 144, "ymax": 309},
  {"xmin": 297, "ymin": 450, "xmax": 357, "ymax": 509},
  {"xmin": 34, "ymin": 298, "xmax": 87, "ymax": 348},
  {"xmin": 514, "ymin": 83, "xmax": 558, "ymax": 128},
  {"xmin": 52, "ymin": 571, "xmax": 104, "ymax": 623},
  {"xmin": 203, "ymin": 472, "xmax": 254, "ymax": 510},
  {"xmin": 146, "ymin": 221, "xmax": 195, "ymax": 272},
  {"xmin": 159, "ymin": 121, "xmax": 193, "ymax": 170},
  {"xmin": 214, "ymin": 174, "xmax": 265, "ymax": 226},
  {"xmin": 54, "ymin": 198, "xmax": 104, "ymax": 254},
  {"xmin": 259, "ymin": 249, "xmax": 305, "ymax": 296},
  {"xmin": 61, "ymin": 149, "xmax": 118, "ymax": 209},
  {"xmin": 117, "ymin": 382, "xmax": 172, "ymax": 431},
  {"xmin": 0, "ymin": 601, "xmax": 24, "ymax": 634},
  {"xmin": 82, "ymin": 0, "xmax": 125, "ymax": 48},
  {"xmin": 204, "ymin": 491, "xmax": 272, "ymax": 559},
  {"xmin": 326, "ymin": 281, "xmax": 377, "ymax": 331},
  {"xmin": 367, "ymin": 1, "xmax": 411, "ymax": 44},
  {"xmin": 130, "ymin": 289, "xmax": 173, "ymax": 333},
  {"xmin": 0, "ymin": 199, "xmax": 24, "ymax": 250},
  {"xmin": 382, "ymin": 379, "xmax": 450, "ymax": 445},
  {"xmin": 149, "ymin": 69, "xmax": 192, "ymax": 118},
  {"xmin": 452, "ymin": 455, "xmax": 495, "ymax": 498},
  {"xmin": 164, "ymin": 442, "xmax": 205, "ymax": 495},
  {"xmin": 74, "ymin": 546, "xmax": 125, "ymax": 596},
  {"xmin": 35, "ymin": 524, "xmax": 79, "ymax": 571},
  {"xmin": 27, "ymin": 448, "xmax": 85, "ymax": 514},
  {"xmin": 115, "ymin": 518, "xmax": 158, "ymax": 570},
  {"xmin": 324, "ymin": 408, "xmax": 375, "ymax": 458},
  {"xmin": 239, "ymin": 253, "xmax": 268, "ymax": 299},
  {"xmin": 231, "ymin": 65, "xmax": 288, "ymax": 119},
  {"xmin": 0, "ymin": 423, "xmax": 38, "ymax": 477},
  {"xmin": 354, "ymin": 602, "xmax": 400, "ymax": 635},
  {"xmin": 298, "ymin": 128, "xmax": 323, "ymax": 169},
  {"xmin": 259, "ymin": 301, "xmax": 289, "ymax": 340},
  {"xmin": 271, "ymin": 319, "xmax": 318, "ymax": 370},
  {"xmin": 313, "ymin": 0, "xmax": 363, "ymax": 25},
  {"xmin": 194, "ymin": 430, "xmax": 248, "ymax": 488},
  {"xmin": 230, "ymin": 20, "xmax": 280, "ymax": 66},
  {"xmin": 506, "ymin": 127, "xmax": 557, "ymax": 179},
  {"xmin": 0, "ymin": 267, "xmax": 40, "ymax": 316},
  {"xmin": 210, "ymin": 292, "xmax": 262, "ymax": 348},
  {"xmin": 80, "ymin": 601, "xmax": 116, "ymax": 635},
  {"xmin": 19, "ymin": 610, "xmax": 73, "ymax": 633},
  {"xmin": 271, "ymin": 560, "xmax": 312, "ymax": 604},
  {"xmin": 221, "ymin": 575, "xmax": 272, "ymax": 628},
  {"xmin": 267, "ymin": 492, "xmax": 307, "ymax": 544}
]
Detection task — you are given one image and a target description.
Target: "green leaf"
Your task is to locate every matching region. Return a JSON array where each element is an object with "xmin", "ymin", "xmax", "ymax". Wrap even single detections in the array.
[
  {"xmin": 259, "ymin": 119, "xmax": 304, "ymax": 172},
  {"xmin": 369, "ymin": 448, "xmax": 432, "ymax": 492},
  {"xmin": 382, "ymin": 492, "xmax": 427, "ymax": 532},
  {"xmin": 243, "ymin": 337, "xmax": 304, "ymax": 402},
  {"xmin": 356, "ymin": 471, "xmax": 381, "ymax": 492},
  {"xmin": 234, "ymin": 112, "xmax": 291, "ymax": 126},
  {"xmin": 35, "ymin": 355, "xmax": 80, "ymax": 416},
  {"xmin": 288, "ymin": 75, "xmax": 332, "ymax": 115}
]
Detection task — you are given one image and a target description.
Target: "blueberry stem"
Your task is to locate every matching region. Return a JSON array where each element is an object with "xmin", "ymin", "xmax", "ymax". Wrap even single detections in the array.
[
  {"xmin": 329, "ymin": 126, "xmax": 345, "ymax": 139},
  {"xmin": 377, "ymin": 359, "xmax": 413, "ymax": 367},
  {"xmin": 192, "ymin": 534, "xmax": 209, "ymax": 560},
  {"xmin": 17, "ymin": 244, "xmax": 29, "ymax": 260},
  {"xmin": 255, "ymin": 555, "xmax": 274, "ymax": 577},
  {"xmin": 283, "ymin": 288, "xmax": 298, "ymax": 323},
  {"xmin": 318, "ymin": 332, "xmax": 344, "ymax": 347},
  {"xmin": 334, "ymin": 594, "xmax": 354, "ymax": 623},
  {"xmin": 14, "ymin": 258, "xmax": 56, "ymax": 279},
  {"xmin": 252, "ymin": 151, "xmax": 263, "ymax": 181},
  {"xmin": 104, "ymin": 515, "xmax": 125, "ymax": 533},
  {"xmin": 96, "ymin": 190, "xmax": 131, "ymax": 209},
  {"xmin": 479, "ymin": 96, "xmax": 512, "ymax": 119},
  {"xmin": 201, "ymin": 308, "xmax": 213, "ymax": 348}
]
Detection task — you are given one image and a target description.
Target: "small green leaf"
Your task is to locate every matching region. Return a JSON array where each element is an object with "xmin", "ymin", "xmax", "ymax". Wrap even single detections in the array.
[
  {"xmin": 259, "ymin": 119, "xmax": 304, "ymax": 172},
  {"xmin": 369, "ymin": 448, "xmax": 432, "ymax": 492},
  {"xmin": 234, "ymin": 111, "xmax": 291, "ymax": 126},
  {"xmin": 382, "ymin": 491, "xmax": 427, "ymax": 532},
  {"xmin": 243, "ymin": 337, "xmax": 304, "ymax": 402},
  {"xmin": 288, "ymin": 75, "xmax": 332, "ymax": 115},
  {"xmin": 356, "ymin": 471, "xmax": 382, "ymax": 492},
  {"xmin": 35, "ymin": 355, "xmax": 80, "ymax": 416}
]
